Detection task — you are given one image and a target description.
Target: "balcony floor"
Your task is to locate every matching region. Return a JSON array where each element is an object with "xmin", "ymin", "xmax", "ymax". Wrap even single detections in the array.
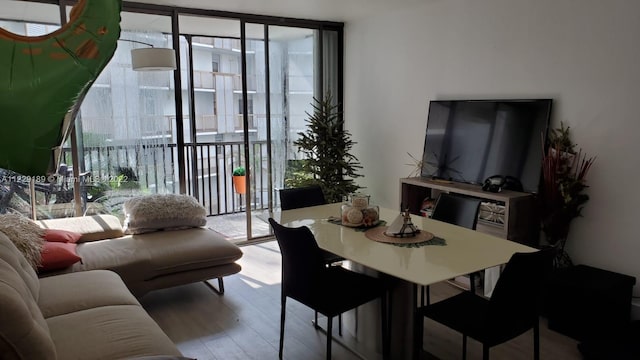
[{"xmin": 205, "ymin": 210, "xmax": 272, "ymax": 244}]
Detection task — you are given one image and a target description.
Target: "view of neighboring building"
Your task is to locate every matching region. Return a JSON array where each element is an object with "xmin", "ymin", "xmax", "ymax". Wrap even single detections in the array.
[{"xmin": 0, "ymin": 4, "xmax": 339, "ymax": 241}]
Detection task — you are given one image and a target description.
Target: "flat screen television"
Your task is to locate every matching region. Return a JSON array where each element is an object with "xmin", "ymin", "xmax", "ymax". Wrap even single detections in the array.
[{"xmin": 420, "ymin": 99, "xmax": 552, "ymax": 193}]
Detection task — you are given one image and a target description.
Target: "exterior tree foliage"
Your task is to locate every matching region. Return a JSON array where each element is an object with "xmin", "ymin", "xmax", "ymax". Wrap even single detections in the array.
[{"xmin": 286, "ymin": 93, "xmax": 362, "ymax": 203}]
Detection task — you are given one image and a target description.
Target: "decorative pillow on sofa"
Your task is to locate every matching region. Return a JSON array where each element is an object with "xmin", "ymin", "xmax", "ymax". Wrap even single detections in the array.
[
  {"xmin": 37, "ymin": 214, "xmax": 124, "ymax": 242},
  {"xmin": 0, "ymin": 213, "xmax": 45, "ymax": 269},
  {"xmin": 123, "ymin": 194, "xmax": 207, "ymax": 234},
  {"xmin": 38, "ymin": 242, "xmax": 82, "ymax": 272},
  {"xmin": 42, "ymin": 229, "xmax": 82, "ymax": 243}
]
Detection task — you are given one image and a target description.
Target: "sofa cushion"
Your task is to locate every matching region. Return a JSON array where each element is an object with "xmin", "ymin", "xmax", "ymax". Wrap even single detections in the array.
[
  {"xmin": 134, "ymin": 227, "xmax": 243, "ymax": 278},
  {"xmin": 0, "ymin": 213, "xmax": 45, "ymax": 269},
  {"xmin": 41, "ymin": 237, "xmax": 152, "ymax": 281},
  {"xmin": 43, "ymin": 228, "xmax": 82, "ymax": 243},
  {"xmin": 37, "ymin": 214, "xmax": 124, "ymax": 242},
  {"xmin": 0, "ymin": 258, "xmax": 56, "ymax": 360},
  {"xmin": 53, "ymin": 228, "xmax": 242, "ymax": 284},
  {"xmin": 123, "ymin": 194, "xmax": 206, "ymax": 234},
  {"xmin": 38, "ymin": 270, "xmax": 140, "ymax": 318},
  {"xmin": 38, "ymin": 242, "xmax": 82, "ymax": 272},
  {"xmin": 0, "ymin": 232, "xmax": 40, "ymax": 301},
  {"xmin": 47, "ymin": 305, "xmax": 181, "ymax": 359}
]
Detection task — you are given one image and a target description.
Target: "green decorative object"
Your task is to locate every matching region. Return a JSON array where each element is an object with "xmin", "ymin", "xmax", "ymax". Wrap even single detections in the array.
[
  {"xmin": 0, "ymin": 0, "xmax": 122, "ymax": 176},
  {"xmin": 232, "ymin": 167, "xmax": 246, "ymax": 176},
  {"xmin": 287, "ymin": 93, "xmax": 362, "ymax": 203}
]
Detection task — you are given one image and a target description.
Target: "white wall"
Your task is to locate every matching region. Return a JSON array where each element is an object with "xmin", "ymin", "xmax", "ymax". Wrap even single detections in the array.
[{"xmin": 344, "ymin": 0, "xmax": 640, "ymax": 299}]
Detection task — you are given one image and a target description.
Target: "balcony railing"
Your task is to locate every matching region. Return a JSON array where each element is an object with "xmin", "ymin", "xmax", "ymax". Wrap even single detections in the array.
[
  {"xmin": 59, "ymin": 140, "xmax": 271, "ymax": 217},
  {"xmin": 192, "ymin": 70, "xmax": 257, "ymax": 93},
  {"xmin": 183, "ymin": 140, "xmax": 269, "ymax": 215}
]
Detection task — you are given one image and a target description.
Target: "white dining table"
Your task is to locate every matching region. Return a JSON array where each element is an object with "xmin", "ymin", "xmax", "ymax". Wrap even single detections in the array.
[{"xmin": 275, "ymin": 203, "xmax": 536, "ymax": 359}]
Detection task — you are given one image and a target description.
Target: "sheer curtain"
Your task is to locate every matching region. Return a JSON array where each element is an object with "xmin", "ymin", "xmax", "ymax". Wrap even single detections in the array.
[{"xmin": 76, "ymin": 30, "xmax": 177, "ymax": 217}]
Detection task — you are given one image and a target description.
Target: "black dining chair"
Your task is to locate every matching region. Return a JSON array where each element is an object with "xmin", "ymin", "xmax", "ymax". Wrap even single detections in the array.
[
  {"xmin": 268, "ymin": 218, "xmax": 389, "ymax": 360},
  {"xmin": 279, "ymin": 186, "xmax": 344, "ymax": 266},
  {"xmin": 279, "ymin": 185, "xmax": 345, "ymax": 330},
  {"xmin": 279, "ymin": 185, "xmax": 326, "ymax": 211},
  {"xmin": 423, "ymin": 193, "xmax": 482, "ymax": 304},
  {"xmin": 416, "ymin": 249, "xmax": 553, "ymax": 360}
]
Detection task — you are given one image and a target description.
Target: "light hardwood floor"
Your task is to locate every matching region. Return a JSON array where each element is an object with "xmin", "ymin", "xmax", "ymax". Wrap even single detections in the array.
[{"xmin": 140, "ymin": 241, "xmax": 583, "ymax": 360}]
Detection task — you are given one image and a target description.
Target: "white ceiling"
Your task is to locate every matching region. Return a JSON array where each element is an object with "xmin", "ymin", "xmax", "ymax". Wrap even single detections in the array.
[
  {"xmin": 0, "ymin": 0, "xmax": 419, "ymax": 25},
  {"xmin": 130, "ymin": 0, "xmax": 427, "ymax": 23},
  {"xmin": 1, "ymin": 0, "xmax": 426, "ymax": 39}
]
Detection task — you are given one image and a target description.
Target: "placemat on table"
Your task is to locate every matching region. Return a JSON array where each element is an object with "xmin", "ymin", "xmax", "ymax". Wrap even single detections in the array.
[
  {"xmin": 365, "ymin": 226, "xmax": 446, "ymax": 248},
  {"xmin": 327, "ymin": 217, "xmax": 386, "ymax": 232}
]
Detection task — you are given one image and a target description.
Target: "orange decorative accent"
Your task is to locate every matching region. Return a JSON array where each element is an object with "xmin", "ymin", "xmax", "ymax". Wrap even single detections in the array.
[
  {"xmin": 52, "ymin": 41, "xmax": 64, "ymax": 48},
  {"xmin": 69, "ymin": 0, "xmax": 86, "ymax": 21},
  {"xmin": 49, "ymin": 52, "xmax": 70, "ymax": 60},
  {"xmin": 74, "ymin": 23, "xmax": 87, "ymax": 35},
  {"xmin": 98, "ymin": 26, "xmax": 108, "ymax": 35},
  {"xmin": 76, "ymin": 39, "xmax": 99, "ymax": 59},
  {"xmin": 22, "ymin": 48, "xmax": 43, "ymax": 55},
  {"xmin": 233, "ymin": 176, "xmax": 247, "ymax": 194}
]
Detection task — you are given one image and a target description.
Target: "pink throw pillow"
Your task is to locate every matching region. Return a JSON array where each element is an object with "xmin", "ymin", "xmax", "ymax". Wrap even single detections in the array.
[
  {"xmin": 39, "ymin": 242, "xmax": 82, "ymax": 271},
  {"xmin": 43, "ymin": 229, "xmax": 82, "ymax": 243}
]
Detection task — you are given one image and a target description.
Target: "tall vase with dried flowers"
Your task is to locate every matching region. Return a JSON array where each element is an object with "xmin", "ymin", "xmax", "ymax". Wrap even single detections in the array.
[{"xmin": 539, "ymin": 123, "xmax": 596, "ymax": 267}]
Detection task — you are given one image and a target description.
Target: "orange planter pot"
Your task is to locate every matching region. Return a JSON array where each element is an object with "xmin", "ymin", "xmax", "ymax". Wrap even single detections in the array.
[{"xmin": 233, "ymin": 175, "xmax": 246, "ymax": 194}]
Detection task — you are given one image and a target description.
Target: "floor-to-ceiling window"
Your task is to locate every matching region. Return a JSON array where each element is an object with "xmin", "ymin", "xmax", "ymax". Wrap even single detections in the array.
[
  {"xmin": 0, "ymin": 0, "xmax": 343, "ymax": 243},
  {"xmin": 71, "ymin": 10, "xmax": 177, "ymax": 220}
]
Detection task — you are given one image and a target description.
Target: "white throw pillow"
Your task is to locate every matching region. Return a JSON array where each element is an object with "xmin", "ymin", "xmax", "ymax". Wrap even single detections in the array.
[
  {"xmin": 0, "ymin": 213, "xmax": 45, "ymax": 269},
  {"xmin": 123, "ymin": 194, "xmax": 207, "ymax": 234}
]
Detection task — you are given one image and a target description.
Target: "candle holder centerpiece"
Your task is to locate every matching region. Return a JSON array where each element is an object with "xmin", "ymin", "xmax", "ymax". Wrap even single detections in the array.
[
  {"xmin": 341, "ymin": 193, "xmax": 380, "ymax": 227},
  {"xmin": 384, "ymin": 209, "xmax": 420, "ymax": 238}
]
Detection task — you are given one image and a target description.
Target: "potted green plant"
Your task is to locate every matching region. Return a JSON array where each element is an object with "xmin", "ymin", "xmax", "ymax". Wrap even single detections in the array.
[
  {"xmin": 548, "ymin": 122, "xmax": 576, "ymax": 154},
  {"xmin": 286, "ymin": 92, "xmax": 362, "ymax": 203},
  {"xmin": 232, "ymin": 166, "xmax": 246, "ymax": 194},
  {"xmin": 539, "ymin": 124, "xmax": 595, "ymax": 267}
]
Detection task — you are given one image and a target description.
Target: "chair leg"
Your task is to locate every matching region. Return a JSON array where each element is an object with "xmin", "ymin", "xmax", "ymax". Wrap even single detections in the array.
[
  {"xmin": 462, "ymin": 335, "xmax": 467, "ymax": 360},
  {"xmin": 420, "ymin": 285, "xmax": 432, "ymax": 306},
  {"xmin": 482, "ymin": 344, "xmax": 489, "ymax": 360},
  {"xmin": 354, "ymin": 308, "xmax": 359, "ymax": 336},
  {"xmin": 413, "ymin": 284, "xmax": 423, "ymax": 360},
  {"xmin": 534, "ymin": 318, "xmax": 540, "ymax": 360},
  {"xmin": 326, "ymin": 316, "xmax": 333, "ymax": 360},
  {"xmin": 381, "ymin": 291, "xmax": 390, "ymax": 360},
  {"xmin": 469, "ymin": 273, "xmax": 476, "ymax": 294},
  {"xmin": 426, "ymin": 285, "xmax": 431, "ymax": 305},
  {"xmin": 279, "ymin": 297, "xmax": 286, "ymax": 360},
  {"xmin": 314, "ymin": 300, "xmax": 338, "ymax": 337}
]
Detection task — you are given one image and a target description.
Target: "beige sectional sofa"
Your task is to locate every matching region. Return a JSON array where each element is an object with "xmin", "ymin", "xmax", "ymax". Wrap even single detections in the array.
[
  {"xmin": 36, "ymin": 214, "xmax": 243, "ymax": 297},
  {"xmin": 0, "ymin": 231, "xmax": 183, "ymax": 359}
]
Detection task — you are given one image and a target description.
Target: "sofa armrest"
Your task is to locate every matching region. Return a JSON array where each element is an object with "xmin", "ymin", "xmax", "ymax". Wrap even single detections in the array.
[{"xmin": 37, "ymin": 215, "xmax": 124, "ymax": 242}]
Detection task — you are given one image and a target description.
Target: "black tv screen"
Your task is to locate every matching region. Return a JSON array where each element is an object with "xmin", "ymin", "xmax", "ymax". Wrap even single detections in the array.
[{"xmin": 420, "ymin": 99, "xmax": 552, "ymax": 193}]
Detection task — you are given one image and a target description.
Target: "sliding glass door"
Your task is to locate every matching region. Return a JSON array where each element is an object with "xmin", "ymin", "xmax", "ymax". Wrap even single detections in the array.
[
  {"xmin": 267, "ymin": 26, "xmax": 316, "ymax": 196},
  {"xmin": 2, "ymin": 0, "xmax": 343, "ymax": 243},
  {"xmin": 175, "ymin": 17, "xmax": 340, "ymax": 242}
]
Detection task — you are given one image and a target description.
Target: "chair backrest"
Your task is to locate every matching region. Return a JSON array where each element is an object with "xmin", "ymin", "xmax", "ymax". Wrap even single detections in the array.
[
  {"xmin": 268, "ymin": 218, "xmax": 325, "ymax": 301},
  {"xmin": 279, "ymin": 186, "xmax": 326, "ymax": 210},
  {"xmin": 431, "ymin": 193, "xmax": 482, "ymax": 230},
  {"xmin": 486, "ymin": 249, "xmax": 554, "ymax": 343}
]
